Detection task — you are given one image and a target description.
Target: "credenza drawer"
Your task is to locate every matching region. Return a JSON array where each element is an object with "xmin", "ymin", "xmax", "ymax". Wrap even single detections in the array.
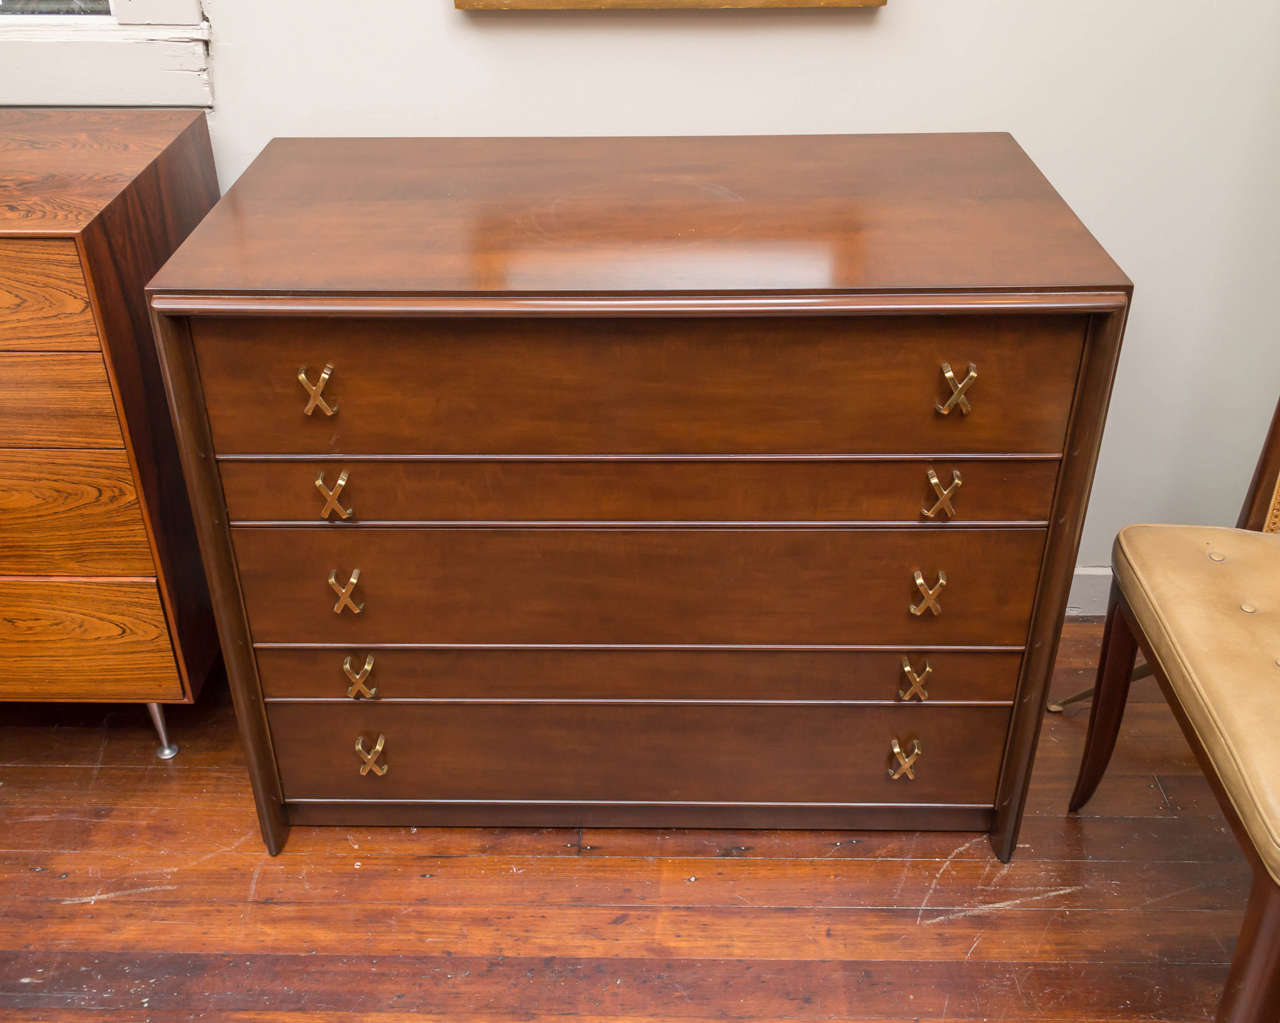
[
  {"xmin": 0, "ymin": 353, "xmax": 122, "ymax": 448},
  {"xmin": 223, "ymin": 458, "xmax": 1059, "ymax": 525},
  {"xmin": 0, "ymin": 239, "xmax": 100, "ymax": 352},
  {"xmin": 0, "ymin": 449, "xmax": 153, "ymax": 575},
  {"xmin": 257, "ymin": 647, "xmax": 1024, "ymax": 702},
  {"xmin": 268, "ymin": 702, "xmax": 1011, "ymax": 805},
  {"xmin": 193, "ymin": 315, "xmax": 1086, "ymax": 456},
  {"xmin": 0, "ymin": 578, "xmax": 181, "ymax": 702},
  {"xmin": 232, "ymin": 527, "xmax": 1045, "ymax": 646}
]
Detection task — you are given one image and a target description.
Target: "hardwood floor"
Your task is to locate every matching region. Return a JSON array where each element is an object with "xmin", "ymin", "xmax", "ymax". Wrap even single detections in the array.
[{"xmin": 0, "ymin": 621, "xmax": 1246, "ymax": 1021}]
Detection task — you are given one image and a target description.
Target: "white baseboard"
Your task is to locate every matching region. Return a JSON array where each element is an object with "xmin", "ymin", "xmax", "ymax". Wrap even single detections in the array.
[{"xmin": 1067, "ymin": 566, "xmax": 1112, "ymax": 617}]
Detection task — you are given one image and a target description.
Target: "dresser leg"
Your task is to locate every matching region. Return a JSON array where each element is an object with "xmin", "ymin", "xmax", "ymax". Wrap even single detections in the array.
[{"xmin": 147, "ymin": 702, "xmax": 180, "ymax": 760}]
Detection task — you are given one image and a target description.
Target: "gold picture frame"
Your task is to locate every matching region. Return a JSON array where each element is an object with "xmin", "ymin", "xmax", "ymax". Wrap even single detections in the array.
[{"xmin": 457, "ymin": 0, "xmax": 882, "ymax": 10}]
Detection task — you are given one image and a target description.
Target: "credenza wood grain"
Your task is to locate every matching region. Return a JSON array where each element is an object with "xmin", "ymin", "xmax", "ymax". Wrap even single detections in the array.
[
  {"xmin": 222, "ymin": 458, "xmax": 1059, "ymax": 525},
  {"xmin": 0, "ymin": 239, "xmax": 99, "ymax": 351},
  {"xmin": 0, "ymin": 579, "xmax": 180, "ymax": 702},
  {"xmin": 0, "ymin": 353, "xmax": 123, "ymax": 448},
  {"xmin": 0, "ymin": 449, "xmax": 152, "ymax": 576},
  {"xmin": 193, "ymin": 315, "xmax": 1086, "ymax": 456}
]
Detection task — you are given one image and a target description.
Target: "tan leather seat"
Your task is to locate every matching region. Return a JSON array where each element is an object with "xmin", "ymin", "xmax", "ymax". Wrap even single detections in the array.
[{"xmin": 1114, "ymin": 524, "xmax": 1280, "ymax": 882}]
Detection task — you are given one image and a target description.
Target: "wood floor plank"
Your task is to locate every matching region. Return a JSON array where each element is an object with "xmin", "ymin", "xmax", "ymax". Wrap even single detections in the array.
[
  {"xmin": 0, "ymin": 902, "xmax": 1243, "ymax": 963},
  {"xmin": 1, "ymin": 851, "xmax": 1252, "ymax": 912},
  {"xmin": 0, "ymin": 765, "xmax": 257, "ymax": 811},
  {"xmin": 0, "ymin": 954, "xmax": 1227, "ymax": 1021},
  {"xmin": 0, "ymin": 806, "xmax": 579, "ymax": 857},
  {"xmin": 580, "ymin": 816, "xmax": 1241, "ymax": 863},
  {"xmin": 1, "ymin": 805, "xmax": 1237, "ymax": 863}
]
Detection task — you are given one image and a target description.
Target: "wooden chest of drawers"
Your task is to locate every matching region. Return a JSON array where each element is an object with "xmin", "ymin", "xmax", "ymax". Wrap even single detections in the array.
[
  {"xmin": 0, "ymin": 109, "xmax": 219, "ymax": 709},
  {"xmin": 149, "ymin": 134, "xmax": 1130, "ymax": 857}
]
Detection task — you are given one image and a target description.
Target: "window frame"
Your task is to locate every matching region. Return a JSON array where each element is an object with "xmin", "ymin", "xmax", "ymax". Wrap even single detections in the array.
[{"xmin": 0, "ymin": 0, "xmax": 209, "ymax": 107}]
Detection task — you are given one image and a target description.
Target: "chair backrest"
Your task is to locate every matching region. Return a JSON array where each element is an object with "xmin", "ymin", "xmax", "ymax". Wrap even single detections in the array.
[{"xmin": 1238, "ymin": 395, "xmax": 1280, "ymax": 533}]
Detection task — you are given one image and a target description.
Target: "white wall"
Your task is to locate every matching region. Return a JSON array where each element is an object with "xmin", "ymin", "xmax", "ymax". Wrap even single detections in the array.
[{"xmin": 202, "ymin": 0, "xmax": 1280, "ymax": 586}]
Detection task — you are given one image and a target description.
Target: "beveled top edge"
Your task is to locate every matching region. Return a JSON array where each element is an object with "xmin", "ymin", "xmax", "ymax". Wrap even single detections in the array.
[{"xmin": 148, "ymin": 288, "xmax": 1130, "ymax": 318}]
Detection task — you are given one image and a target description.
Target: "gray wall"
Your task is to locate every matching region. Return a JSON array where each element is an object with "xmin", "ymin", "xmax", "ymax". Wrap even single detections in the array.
[{"xmin": 200, "ymin": 0, "xmax": 1280, "ymax": 586}]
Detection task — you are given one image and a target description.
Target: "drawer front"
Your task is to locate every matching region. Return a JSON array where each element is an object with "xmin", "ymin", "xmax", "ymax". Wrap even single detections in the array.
[
  {"xmin": 233, "ymin": 527, "xmax": 1045, "ymax": 646},
  {"xmin": 268, "ymin": 702, "xmax": 1011, "ymax": 805},
  {"xmin": 193, "ymin": 315, "xmax": 1086, "ymax": 455},
  {"xmin": 0, "ymin": 353, "xmax": 122, "ymax": 448},
  {"xmin": 223, "ymin": 458, "xmax": 1059, "ymax": 525},
  {"xmin": 0, "ymin": 579, "xmax": 180, "ymax": 702},
  {"xmin": 258, "ymin": 648, "xmax": 1023, "ymax": 703},
  {"xmin": 0, "ymin": 449, "xmax": 153, "ymax": 575},
  {"xmin": 0, "ymin": 239, "xmax": 99, "ymax": 352}
]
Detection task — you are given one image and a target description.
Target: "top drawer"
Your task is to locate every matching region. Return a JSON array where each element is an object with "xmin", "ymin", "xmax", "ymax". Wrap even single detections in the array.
[{"xmin": 192, "ymin": 315, "xmax": 1086, "ymax": 456}]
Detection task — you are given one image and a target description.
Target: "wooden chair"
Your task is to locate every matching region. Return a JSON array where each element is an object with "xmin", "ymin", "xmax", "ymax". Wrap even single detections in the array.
[{"xmin": 1070, "ymin": 395, "xmax": 1280, "ymax": 1022}]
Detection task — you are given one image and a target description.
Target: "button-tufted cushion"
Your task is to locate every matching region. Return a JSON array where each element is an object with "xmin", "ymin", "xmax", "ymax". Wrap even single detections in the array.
[{"xmin": 1114, "ymin": 524, "xmax": 1280, "ymax": 882}]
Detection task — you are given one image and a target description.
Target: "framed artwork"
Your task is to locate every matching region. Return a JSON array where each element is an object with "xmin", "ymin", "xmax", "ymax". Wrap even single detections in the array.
[{"xmin": 456, "ymin": 0, "xmax": 882, "ymax": 9}]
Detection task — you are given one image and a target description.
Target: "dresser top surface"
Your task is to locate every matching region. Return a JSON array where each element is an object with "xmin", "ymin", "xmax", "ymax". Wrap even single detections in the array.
[
  {"xmin": 150, "ymin": 133, "xmax": 1129, "ymax": 299},
  {"xmin": 0, "ymin": 108, "xmax": 206, "ymax": 236}
]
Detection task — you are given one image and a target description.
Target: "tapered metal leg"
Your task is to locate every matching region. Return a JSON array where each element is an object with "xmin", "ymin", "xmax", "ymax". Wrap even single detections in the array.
[
  {"xmin": 146, "ymin": 702, "xmax": 180, "ymax": 760},
  {"xmin": 1047, "ymin": 663, "xmax": 1154, "ymax": 714}
]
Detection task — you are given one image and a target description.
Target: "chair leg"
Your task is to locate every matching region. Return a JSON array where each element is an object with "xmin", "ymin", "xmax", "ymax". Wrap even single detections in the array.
[
  {"xmin": 1218, "ymin": 869, "xmax": 1280, "ymax": 1022},
  {"xmin": 1068, "ymin": 581, "xmax": 1139, "ymax": 811},
  {"xmin": 147, "ymin": 702, "xmax": 180, "ymax": 761}
]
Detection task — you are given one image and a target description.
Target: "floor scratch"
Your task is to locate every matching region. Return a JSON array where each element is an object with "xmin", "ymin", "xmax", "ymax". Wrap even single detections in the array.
[
  {"xmin": 246, "ymin": 856, "xmax": 267, "ymax": 902},
  {"xmin": 60, "ymin": 884, "xmax": 178, "ymax": 906},
  {"xmin": 916, "ymin": 835, "xmax": 984, "ymax": 924},
  {"xmin": 922, "ymin": 886, "xmax": 1083, "ymax": 925}
]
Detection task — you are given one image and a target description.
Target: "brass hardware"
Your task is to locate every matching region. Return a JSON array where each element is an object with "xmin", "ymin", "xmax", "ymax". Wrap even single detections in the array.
[
  {"xmin": 316, "ymin": 470, "xmax": 354, "ymax": 521},
  {"xmin": 922, "ymin": 468, "xmax": 963, "ymax": 521},
  {"xmin": 355, "ymin": 734, "xmax": 388, "ymax": 777},
  {"xmin": 899, "ymin": 656, "xmax": 932, "ymax": 702},
  {"xmin": 343, "ymin": 653, "xmax": 378, "ymax": 699},
  {"xmin": 298, "ymin": 363, "xmax": 338, "ymax": 417},
  {"xmin": 935, "ymin": 361, "xmax": 978, "ymax": 416},
  {"xmin": 888, "ymin": 738, "xmax": 922, "ymax": 780},
  {"xmin": 909, "ymin": 569, "xmax": 947, "ymax": 617},
  {"xmin": 328, "ymin": 568, "xmax": 364, "ymax": 615}
]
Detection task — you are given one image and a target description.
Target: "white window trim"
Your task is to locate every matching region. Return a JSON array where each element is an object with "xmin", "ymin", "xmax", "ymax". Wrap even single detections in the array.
[{"xmin": 0, "ymin": 0, "xmax": 210, "ymax": 107}]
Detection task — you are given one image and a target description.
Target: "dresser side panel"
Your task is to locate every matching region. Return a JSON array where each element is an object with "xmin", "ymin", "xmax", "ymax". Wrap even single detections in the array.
[
  {"xmin": 991, "ymin": 304, "xmax": 1130, "ymax": 860},
  {"xmin": 80, "ymin": 114, "xmax": 221, "ymax": 702},
  {"xmin": 152, "ymin": 310, "xmax": 289, "ymax": 854}
]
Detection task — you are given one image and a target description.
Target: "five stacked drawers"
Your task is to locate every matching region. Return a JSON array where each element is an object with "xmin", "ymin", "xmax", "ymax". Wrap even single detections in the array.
[
  {"xmin": 0, "ymin": 239, "xmax": 179, "ymax": 701},
  {"xmin": 196, "ymin": 313, "xmax": 1085, "ymax": 819}
]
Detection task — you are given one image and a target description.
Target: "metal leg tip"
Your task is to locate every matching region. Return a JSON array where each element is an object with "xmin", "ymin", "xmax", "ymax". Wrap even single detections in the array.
[{"xmin": 156, "ymin": 741, "xmax": 180, "ymax": 760}]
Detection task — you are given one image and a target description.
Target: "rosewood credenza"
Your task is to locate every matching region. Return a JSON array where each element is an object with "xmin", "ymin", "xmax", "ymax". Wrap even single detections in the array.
[{"xmin": 0, "ymin": 108, "xmax": 220, "ymax": 755}]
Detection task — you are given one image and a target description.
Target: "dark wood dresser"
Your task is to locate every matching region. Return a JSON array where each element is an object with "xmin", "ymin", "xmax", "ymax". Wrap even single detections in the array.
[
  {"xmin": 0, "ymin": 109, "xmax": 220, "ymax": 753},
  {"xmin": 149, "ymin": 134, "xmax": 1130, "ymax": 856}
]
